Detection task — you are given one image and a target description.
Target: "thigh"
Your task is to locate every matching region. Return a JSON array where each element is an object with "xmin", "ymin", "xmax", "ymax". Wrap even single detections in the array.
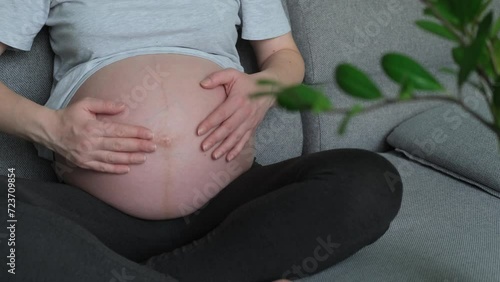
[
  {"xmin": 0, "ymin": 197, "xmax": 169, "ymax": 282},
  {"xmin": 145, "ymin": 149, "xmax": 403, "ymax": 281}
]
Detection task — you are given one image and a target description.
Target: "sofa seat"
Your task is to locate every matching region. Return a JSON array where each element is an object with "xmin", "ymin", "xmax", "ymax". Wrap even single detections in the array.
[{"xmin": 302, "ymin": 151, "xmax": 500, "ymax": 282}]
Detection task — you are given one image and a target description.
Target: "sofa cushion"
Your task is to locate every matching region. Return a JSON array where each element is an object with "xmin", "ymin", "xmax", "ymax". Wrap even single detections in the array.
[
  {"xmin": 301, "ymin": 151, "xmax": 500, "ymax": 282},
  {"xmin": 386, "ymin": 102, "xmax": 500, "ymax": 198},
  {"xmin": 300, "ymin": 68, "xmax": 474, "ymax": 153}
]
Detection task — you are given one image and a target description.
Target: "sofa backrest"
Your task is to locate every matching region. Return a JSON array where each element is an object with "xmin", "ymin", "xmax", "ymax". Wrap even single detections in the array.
[
  {"xmin": 0, "ymin": 27, "xmax": 58, "ymax": 181},
  {"xmin": 285, "ymin": 0, "xmax": 457, "ymax": 85}
]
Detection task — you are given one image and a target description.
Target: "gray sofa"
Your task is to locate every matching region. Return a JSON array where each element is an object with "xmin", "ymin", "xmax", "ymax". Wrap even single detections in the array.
[{"xmin": 1, "ymin": 1, "xmax": 499, "ymax": 281}]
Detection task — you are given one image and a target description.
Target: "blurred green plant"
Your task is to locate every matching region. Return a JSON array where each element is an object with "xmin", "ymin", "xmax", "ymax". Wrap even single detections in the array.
[{"xmin": 251, "ymin": 0, "xmax": 500, "ymax": 144}]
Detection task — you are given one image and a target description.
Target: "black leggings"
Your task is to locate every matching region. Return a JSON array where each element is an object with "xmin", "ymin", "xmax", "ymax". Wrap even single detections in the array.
[{"xmin": 0, "ymin": 149, "xmax": 402, "ymax": 282}]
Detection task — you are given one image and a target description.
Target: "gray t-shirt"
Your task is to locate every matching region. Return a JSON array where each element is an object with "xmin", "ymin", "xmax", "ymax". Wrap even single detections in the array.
[{"xmin": 0, "ymin": 0, "xmax": 291, "ymax": 111}]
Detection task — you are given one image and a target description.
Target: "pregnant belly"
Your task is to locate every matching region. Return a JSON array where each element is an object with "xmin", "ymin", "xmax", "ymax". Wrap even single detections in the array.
[{"xmin": 54, "ymin": 54, "xmax": 256, "ymax": 220}]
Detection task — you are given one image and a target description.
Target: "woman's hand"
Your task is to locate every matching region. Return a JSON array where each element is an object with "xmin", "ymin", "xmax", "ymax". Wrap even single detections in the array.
[
  {"xmin": 197, "ymin": 68, "xmax": 275, "ymax": 162},
  {"xmin": 47, "ymin": 97, "xmax": 157, "ymax": 174}
]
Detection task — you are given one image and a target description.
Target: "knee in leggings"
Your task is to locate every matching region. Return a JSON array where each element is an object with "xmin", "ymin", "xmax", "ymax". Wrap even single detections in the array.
[
  {"xmin": 312, "ymin": 148, "xmax": 403, "ymax": 223},
  {"xmin": 350, "ymin": 149, "xmax": 403, "ymax": 223}
]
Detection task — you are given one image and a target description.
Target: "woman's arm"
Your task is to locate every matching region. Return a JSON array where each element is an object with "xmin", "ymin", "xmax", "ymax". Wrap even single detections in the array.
[
  {"xmin": 0, "ymin": 43, "xmax": 157, "ymax": 173},
  {"xmin": 250, "ymin": 32, "xmax": 305, "ymax": 92},
  {"xmin": 196, "ymin": 32, "xmax": 305, "ymax": 161}
]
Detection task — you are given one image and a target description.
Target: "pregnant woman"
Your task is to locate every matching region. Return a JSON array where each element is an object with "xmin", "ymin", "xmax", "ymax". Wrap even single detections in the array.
[{"xmin": 0, "ymin": 1, "xmax": 403, "ymax": 281}]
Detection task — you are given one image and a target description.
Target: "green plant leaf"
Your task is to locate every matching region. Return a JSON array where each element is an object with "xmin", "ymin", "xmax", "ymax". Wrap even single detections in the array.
[
  {"xmin": 449, "ymin": 0, "xmax": 483, "ymax": 27},
  {"xmin": 335, "ymin": 64, "xmax": 383, "ymax": 100},
  {"xmin": 479, "ymin": 0, "xmax": 492, "ymax": 17},
  {"xmin": 338, "ymin": 104, "xmax": 363, "ymax": 134},
  {"xmin": 416, "ymin": 20, "xmax": 459, "ymax": 42},
  {"xmin": 492, "ymin": 40, "xmax": 500, "ymax": 74},
  {"xmin": 452, "ymin": 47, "xmax": 465, "ymax": 65},
  {"xmin": 492, "ymin": 17, "xmax": 500, "ymax": 37},
  {"xmin": 381, "ymin": 53, "xmax": 444, "ymax": 91},
  {"xmin": 458, "ymin": 11, "xmax": 493, "ymax": 86},
  {"xmin": 275, "ymin": 84, "xmax": 333, "ymax": 113},
  {"xmin": 423, "ymin": 2, "xmax": 460, "ymax": 27},
  {"xmin": 494, "ymin": 89, "xmax": 500, "ymax": 110}
]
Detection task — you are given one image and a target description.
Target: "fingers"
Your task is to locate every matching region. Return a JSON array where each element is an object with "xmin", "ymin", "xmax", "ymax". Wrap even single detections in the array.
[
  {"xmin": 226, "ymin": 130, "xmax": 252, "ymax": 162},
  {"xmin": 210, "ymin": 124, "xmax": 248, "ymax": 160},
  {"xmin": 83, "ymin": 97, "xmax": 126, "ymax": 115},
  {"xmin": 197, "ymin": 98, "xmax": 238, "ymax": 137},
  {"xmin": 83, "ymin": 161, "xmax": 131, "ymax": 174},
  {"xmin": 200, "ymin": 68, "xmax": 239, "ymax": 89},
  {"xmin": 100, "ymin": 121, "xmax": 155, "ymax": 140},
  {"xmin": 200, "ymin": 103, "xmax": 248, "ymax": 153},
  {"xmin": 100, "ymin": 137, "xmax": 157, "ymax": 153},
  {"xmin": 202, "ymin": 110, "xmax": 251, "ymax": 160},
  {"xmin": 93, "ymin": 151, "xmax": 148, "ymax": 165}
]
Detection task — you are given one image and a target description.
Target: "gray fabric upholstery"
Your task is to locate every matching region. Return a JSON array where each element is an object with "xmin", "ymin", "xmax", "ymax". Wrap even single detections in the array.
[
  {"xmin": 255, "ymin": 106, "xmax": 303, "ymax": 165},
  {"xmin": 387, "ymin": 102, "xmax": 500, "ymax": 198},
  {"xmin": 301, "ymin": 151, "xmax": 500, "ymax": 282},
  {"xmin": 0, "ymin": 27, "xmax": 57, "ymax": 181},
  {"xmin": 285, "ymin": 0, "xmax": 455, "ymax": 84},
  {"xmin": 300, "ymin": 70, "xmax": 474, "ymax": 153}
]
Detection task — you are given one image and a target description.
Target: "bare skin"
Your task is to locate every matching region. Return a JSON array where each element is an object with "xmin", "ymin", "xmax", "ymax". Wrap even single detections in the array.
[{"xmin": 55, "ymin": 54, "xmax": 256, "ymax": 220}]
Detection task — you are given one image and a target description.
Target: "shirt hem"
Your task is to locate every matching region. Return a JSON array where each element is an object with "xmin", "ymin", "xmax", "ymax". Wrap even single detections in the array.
[{"xmin": 36, "ymin": 47, "xmax": 245, "ymax": 161}]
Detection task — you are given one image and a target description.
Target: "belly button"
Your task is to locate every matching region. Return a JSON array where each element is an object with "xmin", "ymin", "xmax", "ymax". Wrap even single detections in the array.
[{"xmin": 155, "ymin": 133, "xmax": 172, "ymax": 148}]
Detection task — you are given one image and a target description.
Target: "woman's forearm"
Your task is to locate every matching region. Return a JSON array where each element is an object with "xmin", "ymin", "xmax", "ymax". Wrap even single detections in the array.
[
  {"xmin": 249, "ymin": 48, "xmax": 306, "ymax": 107},
  {"xmin": 0, "ymin": 81, "xmax": 55, "ymax": 145},
  {"xmin": 258, "ymin": 48, "xmax": 305, "ymax": 85}
]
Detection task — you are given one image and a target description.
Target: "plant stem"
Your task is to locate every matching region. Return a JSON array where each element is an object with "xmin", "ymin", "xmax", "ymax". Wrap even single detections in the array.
[{"xmin": 324, "ymin": 95, "xmax": 500, "ymax": 136}]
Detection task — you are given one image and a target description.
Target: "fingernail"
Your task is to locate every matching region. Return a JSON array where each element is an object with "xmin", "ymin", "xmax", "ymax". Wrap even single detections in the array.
[
  {"xmin": 143, "ymin": 155, "xmax": 147, "ymax": 162},
  {"xmin": 227, "ymin": 154, "xmax": 234, "ymax": 162},
  {"xmin": 150, "ymin": 144, "xmax": 157, "ymax": 151},
  {"xmin": 115, "ymin": 102, "xmax": 125, "ymax": 108},
  {"xmin": 200, "ymin": 78, "xmax": 211, "ymax": 86},
  {"xmin": 213, "ymin": 152, "xmax": 221, "ymax": 159},
  {"xmin": 146, "ymin": 131, "xmax": 154, "ymax": 139},
  {"xmin": 197, "ymin": 127, "xmax": 206, "ymax": 136},
  {"xmin": 202, "ymin": 143, "xmax": 210, "ymax": 151}
]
